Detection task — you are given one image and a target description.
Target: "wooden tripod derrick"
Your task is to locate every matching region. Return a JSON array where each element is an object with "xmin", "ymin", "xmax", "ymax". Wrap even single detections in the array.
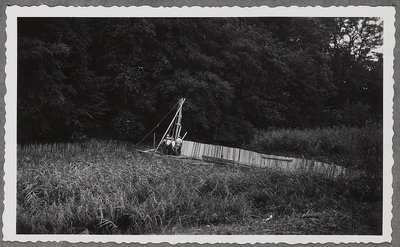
[{"xmin": 151, "ymin": 98, "xmax": 186, "ymax": 159}]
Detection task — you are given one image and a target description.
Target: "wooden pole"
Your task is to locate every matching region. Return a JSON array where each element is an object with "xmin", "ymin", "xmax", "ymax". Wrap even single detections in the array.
[
  {"xmin": 175, "ymin": 98, "xmax": 185, "ymax": 139},
  {"xmin": 182, "ymin": 132, "xmax": 188, "ymax": 140}
]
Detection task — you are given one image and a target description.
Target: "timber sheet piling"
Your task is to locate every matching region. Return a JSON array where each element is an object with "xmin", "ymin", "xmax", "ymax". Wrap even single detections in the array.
[{"xmin": 181, "ymin": 140, "xmax": 345, "ymax": 177}]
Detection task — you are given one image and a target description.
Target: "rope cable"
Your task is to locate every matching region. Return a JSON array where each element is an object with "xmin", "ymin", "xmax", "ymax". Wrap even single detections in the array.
[{"xmin": 135, "ymin": 102, "xmax": 179, "ymax": 147}]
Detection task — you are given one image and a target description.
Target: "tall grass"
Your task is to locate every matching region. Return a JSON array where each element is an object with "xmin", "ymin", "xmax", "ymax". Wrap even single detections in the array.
[
  {"xmin": 17, "ymin": 140, "xmax": 381, "ymax": 235},
  {"xmin": 248, "ymin": 124, "xmax": 383, "ymax": 177}
]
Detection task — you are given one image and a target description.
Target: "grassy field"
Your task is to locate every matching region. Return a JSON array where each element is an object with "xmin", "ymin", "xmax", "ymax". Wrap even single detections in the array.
[
  {"xmin": 248, "ymin": 124, "xmax": 383, "ymax": 177},
  {"xmin": 17, "ymin": 139, "xmax": 382, "ymax": 235}
]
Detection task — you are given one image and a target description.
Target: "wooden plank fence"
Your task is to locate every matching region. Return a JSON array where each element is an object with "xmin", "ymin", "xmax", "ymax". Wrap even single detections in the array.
[{"xmin": 181, "ymin": 140, "xmax": 345, "ymax": 178}]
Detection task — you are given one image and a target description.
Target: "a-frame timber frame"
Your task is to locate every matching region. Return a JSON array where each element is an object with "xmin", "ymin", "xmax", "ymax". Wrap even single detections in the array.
[{"xmin": 151, "ymin": 98, "xmax": 186, "ymax": 159}]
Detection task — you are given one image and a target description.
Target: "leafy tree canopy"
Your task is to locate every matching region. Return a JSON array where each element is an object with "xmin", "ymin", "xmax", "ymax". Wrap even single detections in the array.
[{"xmin": 17, "ymin": 17, "xmax": 383, "ymax": 145}]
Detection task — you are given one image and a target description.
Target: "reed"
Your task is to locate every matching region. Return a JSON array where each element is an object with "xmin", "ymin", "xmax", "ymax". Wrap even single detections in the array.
[
  {"xmin": 248, "ymin": 124, "xmax": 383, "ymax": 177},
  {"xmin": 17, "ymin": 140, "xmax": 382, "ymax": 235}
]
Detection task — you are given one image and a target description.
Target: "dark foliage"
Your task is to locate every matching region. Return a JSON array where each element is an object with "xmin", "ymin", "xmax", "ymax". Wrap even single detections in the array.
[{"xmin": 18, "ymin": 17, "xmax": 383, "ymax": 145}]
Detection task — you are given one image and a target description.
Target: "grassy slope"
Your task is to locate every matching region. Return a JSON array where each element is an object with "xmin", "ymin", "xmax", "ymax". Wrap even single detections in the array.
[{"xmin": 17, "ymin": 141, "xmax": 382, "ymax": 235}]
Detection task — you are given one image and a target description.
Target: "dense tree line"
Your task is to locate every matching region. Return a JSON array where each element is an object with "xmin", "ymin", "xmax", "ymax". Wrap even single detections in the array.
[{"xmin": 17, "ymin": 17, "xmax": 383, "ymax": 146}]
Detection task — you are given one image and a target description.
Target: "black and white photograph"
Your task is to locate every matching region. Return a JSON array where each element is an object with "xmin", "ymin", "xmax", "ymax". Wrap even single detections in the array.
[{"xmin": 3, "ymin": 5, "xmax": 395, "ymax": 244}]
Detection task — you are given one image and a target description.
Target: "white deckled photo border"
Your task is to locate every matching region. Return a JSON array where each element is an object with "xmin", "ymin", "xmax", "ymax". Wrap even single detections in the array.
[{"xmin": 3, "ymin": 5, "xmax": 395, "ymax": 244}]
